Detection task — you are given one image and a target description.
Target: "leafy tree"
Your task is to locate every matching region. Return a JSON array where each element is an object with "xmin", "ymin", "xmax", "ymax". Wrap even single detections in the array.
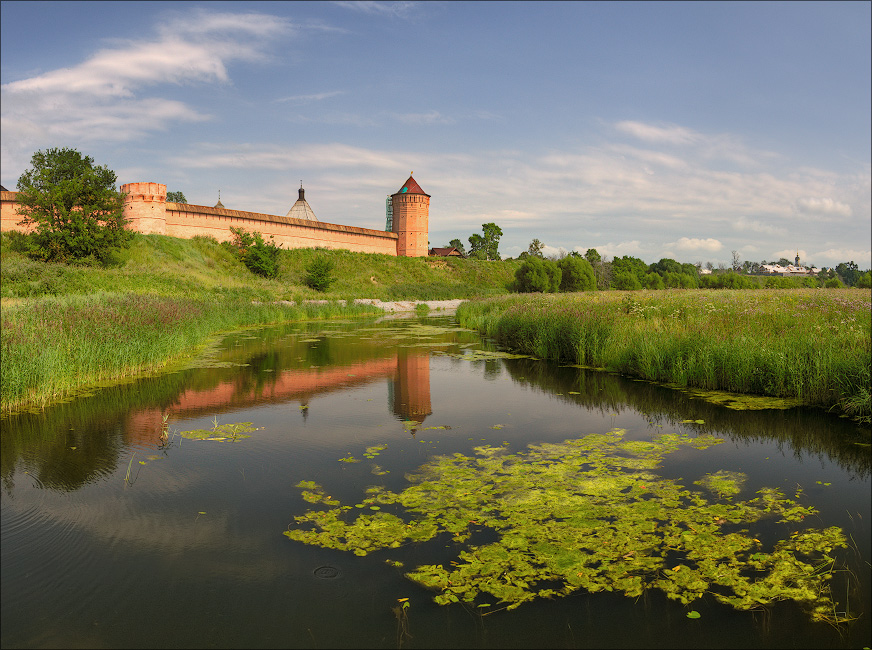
[
  {"xmin": 611, "ymin": 256, "xmax": 647, "ymax": 288},
  {"xmin": 612, "ymin": 271, "xmax": 641, "ymax": 290},
  {"xmin": 856, "ymin": 271, "xmax": 871, "ymax": 289},
  {"xmin": 557, "ymin": 255, "xmax": 596, "ymax": 292},
  {"xmin": 468, "ymin": 222, "xmax": 503, "ymax": 261},
  {"xmin": 527, "ymin": 238, "xmax": 545, "ymax": 258},
  {"xmin": 166, "ymin": 191, "xmax": 187, "ymax": 203},
  {"xmin": 645, "ymin": 272, "xmax": 666, "ymax": 290},
  {"xmin": 448, "ymin": 238, "xmax": 466, "ymax": 257},
  {"xmin": 835, "ymin": 261, "xmax": 861, "ymax": 286},
  {"xmin": 304, "ymin": 255, "xmax": 336, "ymax": 292},
  {"xmin": 15, "ymin": 147, "xmax": 132, "ymax": 263},
  {"xmin": 226, "ymin": 226, "xmax": 280, "ymax": 278},
  {"xmin": 649, "ymin": 258, "xmax": 681, "ymax": 275},
  {"xmin": 512, "ymin": 257, "xmax": 561, "ymax": 293}
]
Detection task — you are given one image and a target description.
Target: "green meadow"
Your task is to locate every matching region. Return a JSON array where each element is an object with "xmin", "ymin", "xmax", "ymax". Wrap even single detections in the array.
[
  {"xmin": 2, "ymin": 232, "xmax": 869, "ymax": 423},
  {"xmin": 0, "ymin": 232, "xmax": 519, "ymax": 413},
  {"xmin": 456, "ymin": 290, "xmax": 871, "ymax": 423}
]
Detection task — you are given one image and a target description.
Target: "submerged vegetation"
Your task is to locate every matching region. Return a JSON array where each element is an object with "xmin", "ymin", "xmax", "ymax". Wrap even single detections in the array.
[
  {"xmin": 456, "ymin": 290, "xmax": 871, "ymax": 423},
  {"xmin": 286, "ymin": 429, "xmax": 852, "ymax": 624}
]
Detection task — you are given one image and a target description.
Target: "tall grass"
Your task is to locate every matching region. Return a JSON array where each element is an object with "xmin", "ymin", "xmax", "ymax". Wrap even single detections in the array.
[
  {"xmin": 0, "ymin": 292, "xmax": 379, "ymax": 413},
  {"xmin": 457, "ymin": 289, "xmax": 872, "ymax": 422}
]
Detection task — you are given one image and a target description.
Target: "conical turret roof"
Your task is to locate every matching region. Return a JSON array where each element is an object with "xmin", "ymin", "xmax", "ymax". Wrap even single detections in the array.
[
  {"xmin": 285, "ymin": 185, "xmax": 318, "ymax": 221},
  {"xmin": 394, "ymin": 173, "xmax": 429, "ymax": 197}
]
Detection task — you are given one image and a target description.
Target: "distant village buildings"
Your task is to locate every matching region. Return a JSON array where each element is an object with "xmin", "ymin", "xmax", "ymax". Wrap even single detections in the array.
[{"xmin": 760, "ymin": 253, "xmax": 820, "ymax": 276}]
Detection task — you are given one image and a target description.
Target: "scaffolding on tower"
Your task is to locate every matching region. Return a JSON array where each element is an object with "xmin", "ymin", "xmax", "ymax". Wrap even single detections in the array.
[{"xmin": 385, "ymin": 195, "xmax": 393, "ymax": 231}]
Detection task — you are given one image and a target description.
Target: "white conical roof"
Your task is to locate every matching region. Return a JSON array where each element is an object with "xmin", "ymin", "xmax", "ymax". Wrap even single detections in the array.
[{"xmin": 285, "ymin": 185, "xmax": 318, "ymax": 221}]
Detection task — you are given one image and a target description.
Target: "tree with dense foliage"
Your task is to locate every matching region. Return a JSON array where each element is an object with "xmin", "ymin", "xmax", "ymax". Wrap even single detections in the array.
[
  {"xmin": 512, "ymin": 257, "xmax": 561, "ymax": 292},
  {"xmin": 166, "ymin": 191, "xmax": 187, "ymax": 203},
  {"xmin": 557, "ymin": 255, "xmax": 596, "ymax": 292},
  {"xmin": 836, "ymin": 261, "xmax": 861, "ymax": 286},
  {"xmin": 225, "ymin": 226, "xmax": 281, "ymax": 278},
  {"xmin": 611, "ymin": 270, "xmax": 642, "ymax": 290},
  {"xmin": 304, "ymin": 255, "xmax": 336, "ymax": 291},
  {"xmin": 15, "ymin": 147, "xmax": 132, "ymax": 263},
  {"xmin": 468, "ymin": 222, "xmax": 503, "ymax": 260},
  {"xmin": 610, "ymin": 256, "xmax": 647, "ymax": 289}
]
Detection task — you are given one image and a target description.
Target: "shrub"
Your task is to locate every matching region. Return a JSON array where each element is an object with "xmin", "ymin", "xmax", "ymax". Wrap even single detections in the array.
[
  {"xmin": 557, "ymin": 255, "xmax": 596, "ymax": 292},
  {"xmin": 513, "ymin": 257, "xmax": 561, "ymax": 293},
  {"xmin": 304, "ymin": 255, "xmax": 336, "ymax": 292},
  {"xmin": 612, "ymin": 271, "xmax": 642, "ymax": 290},
  {"xmin": 225, "ymin": 226, "xmax": 280, "ymax": 278}
]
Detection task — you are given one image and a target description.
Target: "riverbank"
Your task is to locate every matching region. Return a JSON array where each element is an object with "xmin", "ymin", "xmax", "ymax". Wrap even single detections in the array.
[{"xmin": 456, "ymin": 289, "xmax": 872, "ymax": 424}]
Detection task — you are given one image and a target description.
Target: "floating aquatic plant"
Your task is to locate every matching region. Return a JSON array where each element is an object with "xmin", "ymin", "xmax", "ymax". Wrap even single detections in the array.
[
  {"xmin": 284, "ymin": 429, "xmax": 849, "ymax": 623},
  {"xmin": 178, "ymin": 421, "xmax": 259, "ymax": 442}
]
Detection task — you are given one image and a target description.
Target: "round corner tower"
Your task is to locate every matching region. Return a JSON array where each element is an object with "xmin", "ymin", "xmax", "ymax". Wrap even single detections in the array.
[
  {"xmin": 390, "ymin": 173, "xmax": 429, "ymax": 257},
  {"xmin": 121, "ymin": 182, "xmax": 167, "ymax": 235}
]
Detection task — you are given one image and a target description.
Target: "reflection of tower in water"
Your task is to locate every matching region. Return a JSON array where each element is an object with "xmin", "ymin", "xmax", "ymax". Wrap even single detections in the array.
[{"xmin": 389, "ymin": 352, "xmax": 432, "ymax": 424}]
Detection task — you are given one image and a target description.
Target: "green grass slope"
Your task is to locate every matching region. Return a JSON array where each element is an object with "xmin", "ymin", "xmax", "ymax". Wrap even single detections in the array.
[{"xmin": 1, "ymin": 232, "xmax": 522, "ymax": 302}]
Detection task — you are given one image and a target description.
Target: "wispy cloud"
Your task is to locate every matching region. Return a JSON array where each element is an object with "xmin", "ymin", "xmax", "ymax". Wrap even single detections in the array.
[
  {"xmin": 275, "ymin": 91, "xmax": 345, "ymax": 105},
  {"xmin": 1, "ymin": 9, "xmax": 291, "ymax": 164},
  {"xmin": 332, "ymin": 1, "xmax": 417, "ymax": 18},
  {"xmin": 390, "ymin": 110, "xmax": 454, "ymax": 125},
  {"xmin": 794, "ymin": 196, "xmax": 852, "ymax": 217}
]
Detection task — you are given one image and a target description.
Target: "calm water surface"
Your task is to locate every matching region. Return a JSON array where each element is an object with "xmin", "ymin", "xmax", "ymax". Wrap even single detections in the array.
[{"xmin": 1, "ymin": 314, "xmax": 869, "ymax": 649}]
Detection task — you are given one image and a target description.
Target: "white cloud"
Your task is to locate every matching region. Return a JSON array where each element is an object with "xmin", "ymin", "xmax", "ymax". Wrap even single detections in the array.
[
  {"xmin": 332, "ymin": 1, "xmax": 416, "ymax": 17},
  {"xmin": 732, "ymin": 217, "xmax": 785, "ymax": 236},
  {"xmin": 669, "ymin": 237, "xmax": 724, "ymax": 252},
  {"xmin": 275, "ymin": 91, "xmax": 345, "ymax": 104},
  {"xmin": 808, "ymin": 248, "xmax": 872, "ymax": 266},
  {"xmin": 614, "ymin": 120, "xmax": 777, "ymax": 168},
  {"xmin": 615, "ymin": 121, "xmax": 702, "ymax": 146},
  {"xmin": 1, "ymin": 9, "xmax": 291, "ymax": 162},
  {"xmin": 794, "ymin": 197, "xmax": 852, "ymax": 217}
]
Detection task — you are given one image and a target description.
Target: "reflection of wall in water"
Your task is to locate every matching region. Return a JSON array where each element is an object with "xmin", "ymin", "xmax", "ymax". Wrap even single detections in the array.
[
  {"xmin": 123, "ymin": 350, "xmax": 433, "ymax": 443},
  {"xmin": 389, "ymin": 352, "xmax": 432, "ymax": 423}
]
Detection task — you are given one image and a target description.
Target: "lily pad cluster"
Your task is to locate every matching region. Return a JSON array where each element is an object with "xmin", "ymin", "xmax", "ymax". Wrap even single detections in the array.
[{"xmin": 284, "ymin": 429, "xmax": 848, "ymax": 623}]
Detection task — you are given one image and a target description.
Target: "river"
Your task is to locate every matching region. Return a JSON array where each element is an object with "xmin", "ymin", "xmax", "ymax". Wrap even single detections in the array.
[{"xmin": 1, "ymin": 313, "xmax": 869, "ymax": 649}]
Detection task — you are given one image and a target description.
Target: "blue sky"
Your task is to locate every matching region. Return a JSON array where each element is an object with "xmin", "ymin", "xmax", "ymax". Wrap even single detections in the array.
[{"xmin": 2, "ymin": 1, "xmax": 869, "ymax": 267}]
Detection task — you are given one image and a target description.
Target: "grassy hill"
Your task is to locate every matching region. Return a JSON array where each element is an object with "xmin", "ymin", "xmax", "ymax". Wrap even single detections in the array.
[{"xmin": 1, "ymin": 232, "xmax": 522, "ymax": 303}]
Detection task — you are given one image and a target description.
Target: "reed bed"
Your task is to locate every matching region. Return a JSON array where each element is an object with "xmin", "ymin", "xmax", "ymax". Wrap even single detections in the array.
[
  {"xmin": 457, "ymin": 289, "xmax": 871, "ymax": 422},
  {"xmin": 0, "ymin": 292, "xmax": 379, "ymax": 413}
]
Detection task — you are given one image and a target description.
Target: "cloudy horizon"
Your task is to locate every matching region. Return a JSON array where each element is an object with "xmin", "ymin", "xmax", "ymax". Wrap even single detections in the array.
[{"xmin": 2, "ymin": 1, "xmax": 869, "ymax": 268}]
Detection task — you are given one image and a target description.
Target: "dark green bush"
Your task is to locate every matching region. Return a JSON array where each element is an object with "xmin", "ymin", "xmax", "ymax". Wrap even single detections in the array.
[
  {"xmin": 557, "ymin": 256, "xmax": 596, "ymax": 292},
  {"xmin": 225, "ymin": 226, "xmax": 280, "ymax": 278},
  {"xmin": 304, "ymin": 255, "xmax": 336, "ymax": 292},
  {"xmin": 512, "ymin": 257, "xmax": 561, "ymax": 293}
]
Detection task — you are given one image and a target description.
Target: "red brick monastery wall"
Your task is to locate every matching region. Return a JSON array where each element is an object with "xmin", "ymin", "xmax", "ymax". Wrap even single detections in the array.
[{"xmin": 1, "ymin": 182, "xmax": 406, "ymax": 256}]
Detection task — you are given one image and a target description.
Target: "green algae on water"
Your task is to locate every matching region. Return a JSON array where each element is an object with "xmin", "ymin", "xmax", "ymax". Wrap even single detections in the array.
[
  {"xmin": 178, "ymin": 421, "xmax": 259, "ymax": 441},
  {"xmin": 284, "ymin": 428, "xmax": 849, "ymax": 623}
]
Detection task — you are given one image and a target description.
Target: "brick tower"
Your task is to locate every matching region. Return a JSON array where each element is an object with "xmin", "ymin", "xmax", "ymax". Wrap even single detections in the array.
[
  {"xmin": 390, "ymin": 173, "xmax": 429, "ymax": 257},
  {"xmin": 121, "ymin": 182, "xmax": 167, "ymax": 235}
]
